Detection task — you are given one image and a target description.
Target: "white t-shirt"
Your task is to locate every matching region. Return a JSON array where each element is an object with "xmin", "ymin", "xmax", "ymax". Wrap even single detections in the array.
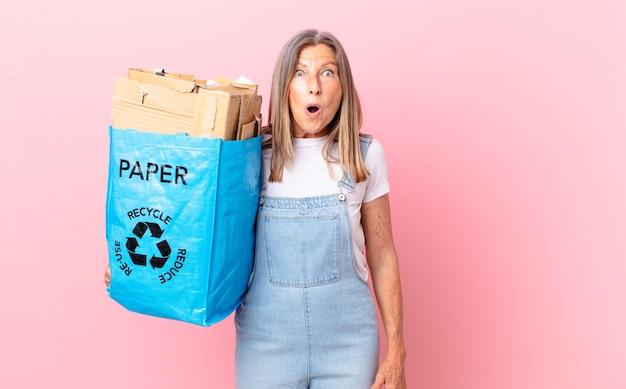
[{"xmin": 262, "ymin": 135, "xmax": 390, "ymax": 281}]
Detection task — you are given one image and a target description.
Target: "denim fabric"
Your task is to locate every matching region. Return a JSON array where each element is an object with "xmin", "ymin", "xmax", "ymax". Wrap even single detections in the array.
[{"xmin": 235, "ymin": 190, "xmax": 379, "ymax": 388}]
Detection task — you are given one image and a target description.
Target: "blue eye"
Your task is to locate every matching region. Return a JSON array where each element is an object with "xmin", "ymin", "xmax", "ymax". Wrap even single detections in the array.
[
  {"xmin": 294, "ymin": 70, "xmax": 304, "ymax": 77},
  {"xmin": 322, "ymin": 69, "xmax": 335, "ymax": 77}
]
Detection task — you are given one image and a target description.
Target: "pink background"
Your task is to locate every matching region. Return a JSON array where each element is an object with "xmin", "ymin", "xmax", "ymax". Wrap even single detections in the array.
[{"xmin": 1, "ymin": 0, "xmax": 625, "ymax": 387}]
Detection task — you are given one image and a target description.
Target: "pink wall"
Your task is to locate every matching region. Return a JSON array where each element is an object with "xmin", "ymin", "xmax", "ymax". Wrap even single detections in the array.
[{"xmin": 1, "ymin": 0, "xmax": 625, "ymax": 387}]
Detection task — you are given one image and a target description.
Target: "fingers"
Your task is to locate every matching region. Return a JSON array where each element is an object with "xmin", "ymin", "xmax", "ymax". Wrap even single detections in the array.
[
  {"xmin": 370, "ymin": 371, "xmax": 385, "ymax": 389},
  {"xmin": 370, "ymin": 361, "xmax": 406, "ymax": 389},
  {"xmin": 104, "ymin": 265, "xmax": 111, "ymax": 287}
]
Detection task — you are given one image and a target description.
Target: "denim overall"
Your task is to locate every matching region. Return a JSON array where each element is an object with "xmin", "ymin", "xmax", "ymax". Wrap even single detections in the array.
[{"xmin": 235, "ymin": 138, "xmax": 379, "ymax": 389}]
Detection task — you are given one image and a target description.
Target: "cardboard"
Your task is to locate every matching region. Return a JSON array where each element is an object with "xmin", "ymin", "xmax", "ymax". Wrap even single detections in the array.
[
  {"xmin": 112, "ymin": 69, "xmax": 262, "ymax": 140},
  {"xmin": 127, "ymin": 68, "xmax": 199, "ymax": 93}
]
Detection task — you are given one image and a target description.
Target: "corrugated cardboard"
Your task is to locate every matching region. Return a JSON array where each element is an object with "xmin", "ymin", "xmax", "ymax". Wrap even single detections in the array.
[
  {"xmin": 127, "ymin": 68, "xmax": 199, "ymax": 93},
  {"xmin": 111, "ymin": 69, "xmax": 262, "ymax": 140}
]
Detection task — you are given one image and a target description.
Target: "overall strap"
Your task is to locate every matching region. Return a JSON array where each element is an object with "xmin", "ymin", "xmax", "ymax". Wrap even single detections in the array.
[
  {"xmin": 259, "ymin": 149, "xmax": 267, "ymax": 197},
  {"xmin": 338, "ymin": 135, "xmax": 373, "ymax": 193}
]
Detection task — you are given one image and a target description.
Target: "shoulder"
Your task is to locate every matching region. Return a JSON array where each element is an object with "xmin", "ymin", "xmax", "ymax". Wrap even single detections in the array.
[
  {"xmin": 361, "ymin": 136, "xmax": 387, "ymax": 165},
  {"xmin": 360, "ymin": 136, "xmax": 390, "ymax": 202}
]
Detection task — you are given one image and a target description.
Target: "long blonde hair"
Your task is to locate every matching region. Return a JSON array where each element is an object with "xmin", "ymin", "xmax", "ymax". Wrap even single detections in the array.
[{"xmin": 265, "ymin": 29, "xmax": 369, "ymax": 183}]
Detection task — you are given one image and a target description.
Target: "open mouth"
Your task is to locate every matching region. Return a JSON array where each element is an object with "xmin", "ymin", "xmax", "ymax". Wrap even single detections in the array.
[{"xmin": 306, "ymin": 105, "xmax": 320, "ymax": 114}]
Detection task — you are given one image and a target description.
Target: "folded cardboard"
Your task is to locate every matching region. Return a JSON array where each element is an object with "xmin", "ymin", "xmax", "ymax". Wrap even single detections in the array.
[
  {"xmin": 112, "ymin": 69, "xmax": 262, "ymax": 140},
  {"xmin": 127, "ymin": 68, "xmax": 200, "ymax": 92}
]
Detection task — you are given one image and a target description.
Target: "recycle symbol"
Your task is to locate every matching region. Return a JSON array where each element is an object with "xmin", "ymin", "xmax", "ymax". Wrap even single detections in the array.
[{"xmin": 126, "ymin": 222, "xmax": 171, "ymax": 269}]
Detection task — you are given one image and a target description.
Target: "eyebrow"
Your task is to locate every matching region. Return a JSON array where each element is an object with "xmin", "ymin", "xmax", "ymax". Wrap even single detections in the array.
[{"xmin": 296, "ymin": 61, "xmax": 338, "ymax": 68}]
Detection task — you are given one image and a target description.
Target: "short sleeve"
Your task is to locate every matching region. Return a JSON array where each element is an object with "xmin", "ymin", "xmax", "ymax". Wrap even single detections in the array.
[{"xmin": 363, "ymin": 138, "xmax": 390, "ymax": 203}]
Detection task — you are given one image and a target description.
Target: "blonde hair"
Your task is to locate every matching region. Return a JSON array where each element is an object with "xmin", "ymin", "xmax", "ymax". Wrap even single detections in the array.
[{"xmin": 265, "ymin": 29, "xmax": 369, "ymax": 183}]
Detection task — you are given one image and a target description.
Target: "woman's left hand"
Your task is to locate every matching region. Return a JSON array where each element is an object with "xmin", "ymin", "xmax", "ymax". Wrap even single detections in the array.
[{"xmin": 370, "ymin": 350, "xmax": 406, "ymax": 389}]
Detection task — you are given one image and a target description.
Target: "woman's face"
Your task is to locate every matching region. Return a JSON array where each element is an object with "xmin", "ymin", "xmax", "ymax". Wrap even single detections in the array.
[{"xmin": 288, "ymin": 44, "xmax": 343, "ymax": 138}]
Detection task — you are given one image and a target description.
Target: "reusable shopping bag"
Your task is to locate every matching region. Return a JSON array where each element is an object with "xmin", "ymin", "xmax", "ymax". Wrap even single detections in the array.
[{"xmin": 105, "ymin": 126, "xmax": 261, "ymax": 326}]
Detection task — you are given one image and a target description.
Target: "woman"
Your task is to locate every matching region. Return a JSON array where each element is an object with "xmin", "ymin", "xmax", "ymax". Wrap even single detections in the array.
[
  {"xmin": 104, "ymin": 28, "xmax": 406, "ymax": 388},
  {"xmin": 234, "ymin": 29, "xmax": 405, "ymax": 388}
]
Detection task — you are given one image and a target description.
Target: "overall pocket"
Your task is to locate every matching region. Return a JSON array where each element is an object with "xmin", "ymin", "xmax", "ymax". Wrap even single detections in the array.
[{"xmin": 263, "ymin": 212, "xmax": 340, "ymax": 288}]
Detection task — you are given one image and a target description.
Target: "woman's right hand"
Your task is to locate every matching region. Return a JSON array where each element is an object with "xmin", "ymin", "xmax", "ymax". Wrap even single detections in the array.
[{"xmin": 104, "ymin": 265, "xmax": 111, "ymax": 287}]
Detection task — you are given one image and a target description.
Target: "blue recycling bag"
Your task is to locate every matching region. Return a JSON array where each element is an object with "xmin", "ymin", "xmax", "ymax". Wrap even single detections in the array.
[{"xmin": 105, "ymin": 126, "xmax": 261, "ymax": 326}]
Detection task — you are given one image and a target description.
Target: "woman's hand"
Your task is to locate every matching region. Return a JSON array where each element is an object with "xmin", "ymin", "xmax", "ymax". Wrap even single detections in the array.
[
  {"xmin": 104, "ymin": 265, "xmax": 111, "ymax": 287},
  {"xmin": 370, "ymin": 348, "xmax": 406, "ymax": 389}
]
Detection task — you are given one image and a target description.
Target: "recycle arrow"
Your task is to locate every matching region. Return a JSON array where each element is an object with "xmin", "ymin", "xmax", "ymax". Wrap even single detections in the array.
[
  {"xmin": 132, "ymin": 222, "xmax": 165, "ymax": 239},
  {"xmin": 150, "ymin": 240, "xmax": 172, "ymax": 269},
  {"xmin": 126, "ymin": 237, "xmax": 146, "ymax": 266}
]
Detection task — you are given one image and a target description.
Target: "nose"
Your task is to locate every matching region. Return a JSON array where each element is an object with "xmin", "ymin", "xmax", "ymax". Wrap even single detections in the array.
[{"xmin": 308, "ymin": 76, "xmax": 321, "ymax": 95}]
